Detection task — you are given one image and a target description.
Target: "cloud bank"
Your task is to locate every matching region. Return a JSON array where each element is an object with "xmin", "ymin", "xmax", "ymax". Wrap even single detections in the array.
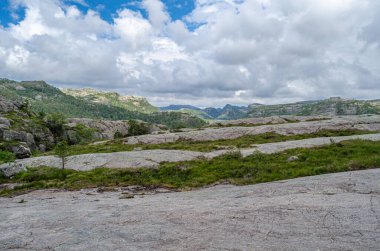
[{"xmin": 0, "ymin": 0, "xmax": 379, "ymax": 107}]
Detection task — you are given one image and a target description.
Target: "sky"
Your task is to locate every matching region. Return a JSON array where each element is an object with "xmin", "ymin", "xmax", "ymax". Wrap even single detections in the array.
[{"xmin": 0, "ymin": 0, "xmax": 379, "ymax": 107}]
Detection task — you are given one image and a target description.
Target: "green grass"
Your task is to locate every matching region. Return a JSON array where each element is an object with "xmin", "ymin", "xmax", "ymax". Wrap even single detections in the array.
[
  {"xmin": 36, "ymin": 129, "xmax": 376, "ymax": 157},
  {"xmin": 1, "ymin": 139, "xmax": 379, "ymax": 196},
  {"xmin": 0, "ymin": 150, "xmax": 16, "ymax": 165}
]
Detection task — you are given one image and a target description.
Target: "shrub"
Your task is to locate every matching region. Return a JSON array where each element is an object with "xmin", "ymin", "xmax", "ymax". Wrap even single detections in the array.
[
  {"xmin": 45, "ymin": 113, "xmax": 67, "ymax": 137},
  {"xmin": 127, "ymin": 120, "xmax": 149, "ymax": 136},
  {"xmin": 114, "ymin": 131, "xmax": 124, "ymax": 139},
  {"xmin": 74, "ymin": 124, "xmax": 96, "ymax": 144},
  {"xmin": 55, "ymin": 141, "xmax": 69, "ymax": 169},
  {"xmin": 0, "ymin": 150, "xmax": 16, "ymax": 164}
]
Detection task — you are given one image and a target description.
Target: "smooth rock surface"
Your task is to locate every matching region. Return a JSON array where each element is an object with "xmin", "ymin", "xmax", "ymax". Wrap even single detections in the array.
[
  {"xmin": 209, "ymin": 115, "xmax": 331, "ymax": 126},
  {"xmin": 0, "ymin": 162, "xmax": 26, "ymax": 177},
  {"xmin": 124, "ymin": 115, "xmax": 380, "ymax": 145},
  {"xmin": 1, "ymin": 133, "xmax": 380, "ymax": 176},
  {"xmin": 0, "ymin": 169, "xmax": 379, "ymax": 250}
]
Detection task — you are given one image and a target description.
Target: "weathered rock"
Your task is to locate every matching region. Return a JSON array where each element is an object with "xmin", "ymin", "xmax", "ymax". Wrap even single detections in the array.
[
  {"xmin": 0, "ymin": 117, "xmax": 11, "ymax": 127},
  {"xmin": 0, "ymin": 162, "xmax": 26, "ymax": 177},
  {"xmin": 10, "ymin": 143, "xmax": 32, "ymax": 159},
  {"xmin": 2, "ymin": 130, "xmax": 24, "ymax": 141},
  {"xmin": 63, "ymin": 129, "xmax": 80, "ymax": 145},
  {"xmin": 38, "ymin": 144, "xmax": 46, "ymax": 152},
  {"xmin": 209, "ymin": 115, "xmax": 331, "ymax": 127},
  {"xmin": 66, "ymin": 118, "xmax": 166, "ymax": 140},
  {"xmin": 0, "ymin": 96, "xmax": 22, "ymax": 113},
  {"xmin": 124, "ymin": 115, "xmax": 380, "ymax": 145},
  {"xmin": 287, "ymin": 156, "xmax": 299, "ymax": 162},
  {"xmin": 0, "ymin": 169, "xmax": 379, "ymax": 250},
  {"xmin": 1, "ymin": 133, "xmax": 380, "ymax": 176}
]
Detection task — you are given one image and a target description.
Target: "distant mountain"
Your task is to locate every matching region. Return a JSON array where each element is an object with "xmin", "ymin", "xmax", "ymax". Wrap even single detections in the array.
[
  {"xmin": 160, "ymin": 97, "xmax": 380, "ymax": 120},
  {"xmin": 162, "ymin": 104, "xmax": 249, "ymax": 120},
  {"xmin": 0, "ymin": 79, "xmax": 205, "ymax": 128},
  {"xmin": 247, "ymin": 97, "xmax": 380, "ymax": 117},
  {"xmin": 204, "ymin": 104, "xmax": 249, "ymax": 120},
  {"xmin": 160, "ymin": 105, "xmax": 201, "ymax": 111},
  {"xmin": 62, "ymin": 88, "xmax": 158, "ymax": 114}
]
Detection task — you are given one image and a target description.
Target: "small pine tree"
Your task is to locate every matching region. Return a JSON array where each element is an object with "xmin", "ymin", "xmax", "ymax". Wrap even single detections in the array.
[
  {"xmin": 127, "ymin": 120, "xmax": 149, "ymax": 136},
  {"xmin": 55, "ymin": 141, "xmax": 68, "ymax": 169},
  {"xmin": 45, "ymin": 113, "xmax": 67, "ymax": 137}
]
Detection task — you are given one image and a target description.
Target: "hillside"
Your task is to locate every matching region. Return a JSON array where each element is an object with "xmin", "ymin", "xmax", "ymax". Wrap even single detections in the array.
[
  {"xmin": 163, "ymin": 97, "xmax": 380, "ymax": 120},
  {"xmin": 0, "ymin": 79, "xmax": 205, "ymax": 129},
  {"xmin": 160, "ymin": 105, "xmax": 201, "ymax": 111},
  {"xmin": 62, "ymin": 88, "xmax": 158, "ymax": 113},
  {"xmin": 161, "ymin": 104, "xmax": 248, "ymax": 120},
  {"xmin": 247, "ymin": 97, "xmax": 380, "ymax": 118}
]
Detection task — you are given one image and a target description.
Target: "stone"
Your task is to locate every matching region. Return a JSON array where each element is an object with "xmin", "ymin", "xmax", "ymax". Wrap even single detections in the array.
[
  {"xmin": 2, "ymin": 132, "xmax": 379, "ymax": 176},
  {"xmin": 0, "ymin": 96, "xmax": 22, "ymax": 113},
  {"xmin": 15, "ymin": 85, "xmax": 26, "ymax": 91},
  {"xmin": 38, "ymin": 144, "xmax": 46, "ymax": 152},
  {"xmin": 24, "ymin": 133, "xmax": 36, "ymax": 148},
  {"xmin": 65, "ymin": 118, "xmax": 162, "ymax": 140},
  {"xmin": 0, "ymin": 169, "xmax": 379, "ymax": 250},
  {"xmin": 123, "ymin": 115, "xmax": 380, "ymax": 145},
  {"xmin": 10, "ymin": 143, "xmax": 32, "ymax": 159},
  {"xmin": 0, "ymin": 117, "xmax": 11, "ymax": 127},
  {"xmin": 63, "ymin": 130, "xmax": 80, "ymax": 145},
  {"xmin": 0, "ymin": 162, "xmax": 26, "ymax": 177},
  {"xmin": 287, "ymin": 156, "xmax": 299, "ymax": 162},
  {"xmin": 2, "ymin": 130, "xmax": 23, "ymax": 141}
]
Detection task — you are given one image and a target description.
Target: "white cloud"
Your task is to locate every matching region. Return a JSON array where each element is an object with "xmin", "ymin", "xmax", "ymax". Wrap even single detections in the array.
[
  {"xmin": 6, "ymin": 45, "xmax": 30, "ymax": 68},
  {"xmin": 0, "ymin": 0, "xmax": 379, "ymax": 107},
  {"xmin": 142, "ymin": 0, "xmax": 170, "ymax": 30}
]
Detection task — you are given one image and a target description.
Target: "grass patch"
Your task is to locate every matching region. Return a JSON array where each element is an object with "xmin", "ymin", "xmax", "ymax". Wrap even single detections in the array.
[
  {"xmin": 1, "ymin": 139, "xmax": 379, "ymax": 196},
  {"xmin": 0, "ymin": 150, "xmax": 16, "ymax": 165},
  {"xmin": 36, "ymin": 129, "xmax": 376, "ymax": 156}
]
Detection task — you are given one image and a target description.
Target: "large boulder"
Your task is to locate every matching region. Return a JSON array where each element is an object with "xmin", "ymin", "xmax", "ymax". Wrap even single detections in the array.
[
  {"xmin": 0, "ymin": 162, "xmax": 26, "ymax": 177},
  {"xmin": 1, "ymin": 130, "xmax": 36, "ymax": 149},
  {"xmin": 65, "ymin": 118, "xmax": 164, "ymax": 140},
  {"xmin": 10, "ymin": 143, "xmax": 32, "ymax": 159},
  {"xmin": 0, "ymin": 97, "xmax": 22, "ymax": 113},
  {"xmin": 0, "ymin": 117, "xmax": 11, "ymax": 127}
]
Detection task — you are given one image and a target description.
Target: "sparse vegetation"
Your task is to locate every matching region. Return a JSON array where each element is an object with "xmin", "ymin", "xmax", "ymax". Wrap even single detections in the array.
[
  {"xmin": 127, "ymin": 120, "xmax": 150, "ymax": 136},
  {"xmin": 45, "ymin": 113, "xmax": 67, "ymax": 137},
  {"xmin": 1, "ymin": 139, "xmax": 379, "ymax": 196},
  {"xmin": 0, "ymin": 150, "xmax": 16, "ymax": 164},
  {"xmin": 70, "ymin": 124, "xmax": 98, "ymax": 144},
  {"xmin": 36, "ymin": 129, "xmax": 376, "ymax": 157},
  {"xmin": 0, "ymin": 79, "xmax": 206, "ymax": 129},
  {"xmin": 55, "ymin": 141, "xmax": 68, "ymax": 169}
]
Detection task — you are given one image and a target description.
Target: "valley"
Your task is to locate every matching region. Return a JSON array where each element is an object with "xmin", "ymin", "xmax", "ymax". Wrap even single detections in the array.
[{"xmin": 1, "ymin": 79, "xmax": 379, "ymax": 251}]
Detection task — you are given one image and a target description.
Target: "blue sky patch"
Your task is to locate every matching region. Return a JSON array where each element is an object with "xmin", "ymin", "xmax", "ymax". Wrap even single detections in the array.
[{"xmin": 0, "ymin": 0, "xmax": 195, "ymax": 27}]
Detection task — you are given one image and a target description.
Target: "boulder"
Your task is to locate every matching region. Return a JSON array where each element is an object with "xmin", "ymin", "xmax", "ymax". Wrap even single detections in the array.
[
  {"xmin": 2, "ymin": 130, "xmax": 23, "ymax": 141},
  {"xmin": 0, "ymin": 97, "xmax": 22, "ymax": 113},
  {"xmin": 1, "ymin": 130, "xmax": 36, "ymax": 149},
  {"xmin": 0, "ymin": 162, "xmax": 26, "ymax": 177},
  {"xmin": 0, "ymin": 117, "xmax": 11, "ymax": 127},
  {"xmin": 38, "ymin": 144, "xmax": 46, "ymax": 152},
  {"xmin": 287, "ymin": 156, "xmax": 299, "ymax": 162},
  {"xmin": 10, "ymin": 143, "xmax": 32, "ymax": 159}
]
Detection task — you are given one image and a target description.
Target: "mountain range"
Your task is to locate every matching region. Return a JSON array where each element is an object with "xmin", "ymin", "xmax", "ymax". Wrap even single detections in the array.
[
  {"xmin": 62, "ymin": 88, "xmax": 158, "ymax": 114},
  {"xmin": 1, "ymin": 78, "xmax": 379, "ymax": 122},
  {"xmin": 160, "ymin": 97, "xmax": 380, "ymax": 120},
  {"xmin": 0, "ymin": 79, "xmax": 205, "ymax": 129}
]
